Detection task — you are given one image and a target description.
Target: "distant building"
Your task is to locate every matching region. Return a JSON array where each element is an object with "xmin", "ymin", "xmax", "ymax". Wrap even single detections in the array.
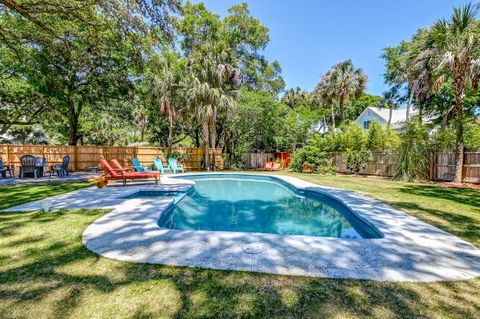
[{"xmin": 356, "ymin": 106, "xmax": 417, "ymax": 130}]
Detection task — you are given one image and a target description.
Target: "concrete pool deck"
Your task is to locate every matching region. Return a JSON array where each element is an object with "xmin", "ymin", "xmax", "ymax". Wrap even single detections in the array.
[{"xmin": 4, "ymin": 173, "xmax": 480, "ymax": 282}]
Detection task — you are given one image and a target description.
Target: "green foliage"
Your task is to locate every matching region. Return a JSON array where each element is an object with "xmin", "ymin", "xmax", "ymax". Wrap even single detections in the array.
[
  {"xmin": 431, "ymin": 127, "xmax": 456, "ymax": 150},
  {"xmin": 227, "ymin": 89, "xmax": 280, "ymax": 153},
  {"xmin": 310, "ymin": 133, "xmax": 338, "ymax": 153},
  {"xmin": 344, "ymin": 148, "xmax": 373, "ymax": 174},
  {"xmin": 289, "ymin": 146, "xmax": 332, "ymax": 173},
  {"xmin": 336, "ymin": 123, "xmax": 368, "ymax": 151},
  {"xmin": 347, "ymin": 94, "xmax": 383, "ymax": 120},
  {"xmin": 366, "ymin": 119, "xmax": 401, "ymax": 151},
  {"xmin": 464, "ymin": 118, "xmax": 480, "ymax": 149},
  {"xmin": 314, "ymin": 59, "xmax": 367, "ymax": 125},
  {"xmin": 276, "ymin": 103, "xmax": 322, "ymax": 150},
  {"xmin": 431, "ymin": 118, "xmax": 480, "ymax": 150},
  {"xmin": 394, "ymin": 122, "xmax": 431, "ymax": 181},
  {"xmin": 366, "ymin": 119, "xmax": 386, "ymax": 151}
]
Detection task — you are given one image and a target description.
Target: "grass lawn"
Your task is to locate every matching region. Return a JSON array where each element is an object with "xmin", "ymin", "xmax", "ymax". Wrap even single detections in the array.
[
  {"xmin": 0, "ymin": 176, "xmax": 479, "ymax": 318},
  {"xmin": 0, "ymin": 182, "xmax": 94, "ymax": 210}
]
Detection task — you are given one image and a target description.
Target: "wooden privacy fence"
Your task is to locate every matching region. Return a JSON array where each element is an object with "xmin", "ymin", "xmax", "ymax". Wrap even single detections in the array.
[
  {"xmin": 334, "ymin": 152, "xmax": 397, "ymax": 177},
  {"xmin": 334, "ymin": 150, "xmax": 480, "ymax": 183},
  {"xmin": 0, "ymin": 144, "xmax": 223, "ymax": 173},
  {"xmin": 239, "ymin": 152, "xmax": 292, "ymax": 169},
  {"xmin": 431, "ymin": 150, "xmax": 480, "ymax": 183}
]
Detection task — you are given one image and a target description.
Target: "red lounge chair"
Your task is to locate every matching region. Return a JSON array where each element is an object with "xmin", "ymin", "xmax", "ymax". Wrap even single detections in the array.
[
  {"xmin": 111, "ymin": 159, "xmax": 161, "ymax": 176},
  {"xmin": 272, "ymin": 163, "xmax": 281, "ymax": 171},
  {"xmin": 98, "ymin": 159, "xmax": 159, "ymax": 187},
  {"xmin": 264, "ymin": 161, "xmax": 274, "ymax": 170}
]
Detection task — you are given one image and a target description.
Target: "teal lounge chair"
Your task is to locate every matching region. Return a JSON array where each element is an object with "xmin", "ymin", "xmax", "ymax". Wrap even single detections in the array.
[
  {"xmin": 153, "ymin": 158, "xmax": 170, "ymax": 174},
  {"xmin": 168, "ymin": 158, "xmax": 185, "ymax": 174},
  {"xmin": 131, "ymin": 157, "xmax": 152, "ymax": 172}
]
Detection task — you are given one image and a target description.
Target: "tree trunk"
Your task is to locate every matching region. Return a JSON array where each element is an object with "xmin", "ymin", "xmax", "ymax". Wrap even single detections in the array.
[
  {"xmin": 194, "ymin": 127, "xmax": 200, "ymax": 148},
  {"xmin": 453, "ymin": 75, "xmax": 466, "ymax": 183},
  {"xmin": 388, "ymin": 106, "xmax": 393, "ymax": 126},
  {"xmin": 339, "ymin": 95, "xmax": 345, "ymax": 124},
  {"xmin": 323, "ymin": 114, "xmax": 328, "ymax": 134},
  {"xmin": 210, "ymin": 106, "xmax": 217, "ymax": 171},
  {"xmin": 330, "ymin": 104, "xmax": 336, "ymax": 134},
  {"xmin": 67, "ymin": 98, "xmax": 79, "ymax": 146},
  {"xmin": 406, "ymin": 86, "xmax": 414, "ymax": 121},
  {"xmin": 202, "ymin": 119, "xmax": 209, "ymax": 170},
  {"xmin": 140, "ymin": 126, "xmax": 145, "ymax": 143},
  {"xmin": 167, "ymin": 111, "xmax": 174, "ymax": 151}
]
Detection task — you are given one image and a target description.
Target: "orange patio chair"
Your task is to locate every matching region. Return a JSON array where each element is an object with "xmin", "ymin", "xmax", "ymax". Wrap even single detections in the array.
[{"xmin": 98, "ymin": 159, "xmax": 159, "ymax": 187}]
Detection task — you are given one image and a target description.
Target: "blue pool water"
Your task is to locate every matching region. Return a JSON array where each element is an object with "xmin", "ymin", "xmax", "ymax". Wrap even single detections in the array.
[{"xmin": 156, "ymin": 175, "xmax": 381, "ymax": 239}]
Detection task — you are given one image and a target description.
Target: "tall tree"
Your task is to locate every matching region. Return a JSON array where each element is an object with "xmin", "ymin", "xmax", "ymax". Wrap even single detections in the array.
[
  {"xmin": 281, "ymin": 87, "xmax": 307, "ymax": 109},
  {"xmin": 187, "ymin": 42, "xmax": 238, "ymax": 170},
  {"xmin": 319, "ymin": 60, "xmax": 367, "ymax": 124},
  {"xmin": 382, "ymin": 86, "xmax": 402, "ymax": 126},
  {"xmin": 0, "ymin": 0, "xmax": 180, "ymax": 145},
  {"xmin": 148, "ymin": 51, "xmax": 186, "ymax": 150},
  {"xmin": 422, "ymin": 3, "xmax": 480, "ymax": 182}
]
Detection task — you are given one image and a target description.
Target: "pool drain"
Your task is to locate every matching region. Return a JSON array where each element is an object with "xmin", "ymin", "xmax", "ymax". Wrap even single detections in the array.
[
  {"xmin": 243, "ymin": 243, "xmax": 264, "ymax": 272},
  {"xmin": 243, "ymin": 243, "xmax": 264, "ymax": 254}
]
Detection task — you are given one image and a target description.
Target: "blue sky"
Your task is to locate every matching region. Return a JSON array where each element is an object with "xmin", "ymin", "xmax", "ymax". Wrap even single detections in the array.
[{"xmin": 194, "ymin": 0, "xmax": 468, "ymax": 96}]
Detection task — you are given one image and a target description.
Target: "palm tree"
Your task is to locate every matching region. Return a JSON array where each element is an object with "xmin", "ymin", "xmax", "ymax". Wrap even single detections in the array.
[
  {"xmin": 314, "ymin": 76, "xmax": 336, "ymax": 133},
  {"xmin": 149, "ymin": 53, "xmax": 184, "ymax": 150},
  {"xmin": 424, "ymin": 3, "xmax": 480, "ymax": 182},
  {"xmin": 187, "ymin": 42, "xmax": 238, "ymax": 170},
  {"xmin": 324, "ymin": 60, "xmax": 367, "ymax": 124},
  {"xmin": 382, "ymin": 86, "xmax": 402, "ymax": 126},
  {"xmin": 383, "ymin": 41, "xmax": 416, "ymax": 121},
  {"xmin": 281, "ymin": 87, "xmax": 306, "ymax": 109}
]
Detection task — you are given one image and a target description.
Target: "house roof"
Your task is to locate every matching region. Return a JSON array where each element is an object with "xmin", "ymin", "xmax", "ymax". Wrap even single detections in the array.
[{"xmin": 357, "ymin": 106, "xmax": 418, "ymax": 128}]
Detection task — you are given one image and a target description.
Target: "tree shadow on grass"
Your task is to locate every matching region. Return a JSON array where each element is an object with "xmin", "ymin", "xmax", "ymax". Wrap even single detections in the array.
[
  {"xmin": 398, "ymin": 184, "xmax": 480, "ymax": 208},
  {"xmin": 1, "ymin": 209, "xmax": 480, "ymax": 318}
]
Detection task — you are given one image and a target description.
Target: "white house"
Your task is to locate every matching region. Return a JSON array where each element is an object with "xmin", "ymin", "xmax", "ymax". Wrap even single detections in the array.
[{"xmin": 356, "ymin": 106, "xmax": 416, "ymax": 130}]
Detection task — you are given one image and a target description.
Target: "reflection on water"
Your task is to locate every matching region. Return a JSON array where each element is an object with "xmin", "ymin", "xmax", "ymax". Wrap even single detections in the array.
[{"xmin": 159, "ymin": 178, "xmax": 361, "ymax": 238}]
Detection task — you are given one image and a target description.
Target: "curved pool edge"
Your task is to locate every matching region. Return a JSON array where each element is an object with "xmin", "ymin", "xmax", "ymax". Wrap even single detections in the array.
[
  {"xmin": 80, "ymin": 173, "xmax": 480, "ymax": 282},
  {"xmin": 169, "ymin": 173, "xmax": 384, "ymax": 239}
]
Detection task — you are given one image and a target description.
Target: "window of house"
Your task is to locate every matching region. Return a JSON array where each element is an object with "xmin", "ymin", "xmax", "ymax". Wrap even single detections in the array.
[{"xmin": 364, "ymin": 120, "xmax": 371, "ymax": 129}]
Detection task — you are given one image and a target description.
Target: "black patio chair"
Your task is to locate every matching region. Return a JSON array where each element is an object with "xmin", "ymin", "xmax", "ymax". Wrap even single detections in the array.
[
  {"xmin": 19, "ymin": 155, "xmax": 37, "ymax": 178},
  {"xmin": 0, "ymin": 156, "xmax": 14, "ymax": 179},
  {"xmin": 35, "ymin": 156, "xmax": 46, "ymax": 177},
  {"xmin": 50, "ymin": 155, "xmax": 70, "ymax": 177}
]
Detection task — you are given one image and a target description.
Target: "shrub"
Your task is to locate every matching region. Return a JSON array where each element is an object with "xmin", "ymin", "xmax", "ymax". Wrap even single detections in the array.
[
  {"xmin": 316, "ymin": 165, "xmax": 338, "ymax": 175},
  {"xmin": 336, "ymin": 123, "xmax": 368, "ymax": 151},
  {"xmin": 393, "ymin": 122, "xmax": 430, "ymax": 181},
  {"xmin": 366, "ymin": 119, "xmax": 401, "ymax": 151},
  {"xmin": 464, "ymin": 119, "xmax": 480, "ymax": 149},
  {"xmin": 290, "ymin": 145, "xmax": 331, "ymax": 173},
  {"xmin": 366, "ymin": 119, "xmax": 386, "ymax": 151},
  {"xmin": 431, "ymin": 127, "xmax": 455, "ymax": 150},
  {"xmin": 344, "ymin": 148, "xmax": 373, "ymax": 174}
]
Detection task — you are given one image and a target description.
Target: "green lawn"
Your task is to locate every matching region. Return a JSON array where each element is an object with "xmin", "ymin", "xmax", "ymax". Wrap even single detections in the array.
[
  {"xmin": 0, "ymin": 182, "xmax": 94, "ymax": 210},
  {"xmin": 0, "ymin": 175, "xmax": 479, "ymax": 318}
]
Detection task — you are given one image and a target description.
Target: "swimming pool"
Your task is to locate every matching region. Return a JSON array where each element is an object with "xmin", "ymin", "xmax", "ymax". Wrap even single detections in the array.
[{"xmin": 156, "ymin": 174, "xmax": 381, "ymax": 239}]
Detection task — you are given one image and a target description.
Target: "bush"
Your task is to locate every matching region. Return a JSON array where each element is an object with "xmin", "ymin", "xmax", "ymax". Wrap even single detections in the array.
[
  {"xmin": 290, "ymin": 145, "xmax": 331, "ymax": 173},
  {"xmin": 344, "ymin": 148, "xmax": 373, "ymax": 174},
  {"xmin": 336, "ymin": 123, "xmax": 368, "ymax": 151},
  {"xmin": 464, "ymin": 119, "xmax": 480, "ymax": 149},
  {"xmin": 394, "ymin": 122, "xmax": 430, "ymax": 181},
  {"xmin": 316, "ymin": 165, "xmax": 338, "ymax": 175}
]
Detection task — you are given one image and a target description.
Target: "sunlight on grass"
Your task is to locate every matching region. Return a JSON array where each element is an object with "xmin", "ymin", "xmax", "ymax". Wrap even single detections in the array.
[
  {"xmin": 0, "ymin": 176, "xmax": 480, "ymax": 318},
  {"xmin": 0, "ymin": 182, "xmax": 94, "ymax": 210}
]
